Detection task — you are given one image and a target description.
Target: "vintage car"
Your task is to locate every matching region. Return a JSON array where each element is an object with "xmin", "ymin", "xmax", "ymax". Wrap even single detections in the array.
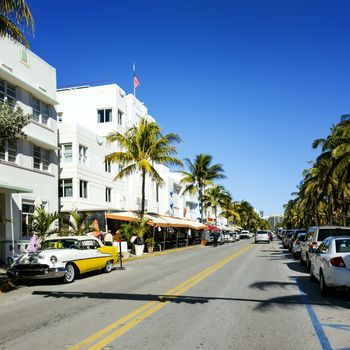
[{"xmin": 7, "ymin": 236, "xmax": 118, "ymax": 283}]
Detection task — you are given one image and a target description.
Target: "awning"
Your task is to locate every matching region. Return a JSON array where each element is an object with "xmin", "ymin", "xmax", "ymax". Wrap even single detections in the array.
[
  {"xmin": 106, "ymin": 211, "xmax": 207, "ymax": 230},
  {"xmin": 0, "ymin": 183, "xmax": 33, "ymax": 193}
]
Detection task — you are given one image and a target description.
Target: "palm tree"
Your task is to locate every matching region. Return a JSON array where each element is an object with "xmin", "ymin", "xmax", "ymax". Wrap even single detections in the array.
[
  {"xmin": 32, "ymin": 206, "xmax": 59, "ymax": 241},
  {"xmin": 180, "ymin": 154, "xmax": 226, "ymax": 223},
  {"xmin": 105, "ymin": 117, "xmax": 182, "ymax": 218},
  {"xmin": 60, "ymin": 211, "xmax": 93, "ymax": 236},
  {"xmin": 0, "ymin": 0, "xmax": 34, "ymax": 47},
  {"xmin": 203, "ymin": 185, "xmax": 231, "ymax": 225},
  {"xmin": 219, "ymin": 196, "xmax": 240, "ymax": 225}
]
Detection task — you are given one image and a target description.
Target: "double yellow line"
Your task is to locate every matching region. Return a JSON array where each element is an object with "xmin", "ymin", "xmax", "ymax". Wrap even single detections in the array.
[{"xmin": 70, "ymin": 244, "xmax": 254, "ymax": 350}]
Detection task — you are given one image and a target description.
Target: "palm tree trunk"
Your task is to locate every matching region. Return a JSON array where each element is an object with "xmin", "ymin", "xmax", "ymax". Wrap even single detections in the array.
[
  {"xmin": 141, "ymin": 170, "xmax": 146, "ymax": 219},
  {"xmin": 200, "ymin": 184, "xmax": 204, "ymax": 223}
]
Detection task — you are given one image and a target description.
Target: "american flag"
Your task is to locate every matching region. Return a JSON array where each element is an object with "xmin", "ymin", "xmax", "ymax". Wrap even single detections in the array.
[{"xmin": 133, "ymin": 72, "xmax": 140, "ymax": 89}]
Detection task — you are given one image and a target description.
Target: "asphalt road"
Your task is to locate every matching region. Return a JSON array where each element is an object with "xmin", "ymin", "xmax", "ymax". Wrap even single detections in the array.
[{"xmin": 0, "ymin": 239, "xmax": 349, "ymax": 350}]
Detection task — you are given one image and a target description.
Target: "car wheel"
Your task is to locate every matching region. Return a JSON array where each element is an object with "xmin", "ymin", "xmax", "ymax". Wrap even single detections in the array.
[
  {"xmin": 63, "ymin": 263, "xmax": 76, "ymax": 283},
  {"xmin": 104, "ymin": 260, "xmax": 113, "ymax": 273},
  {"xmin": 310, "ymin": 265, "xmax": 316, "ymax": 282},
  {"xmin": 306, "ymin": 256, "xmax": 311, "ymax": 272},
  {"xmin": 320, "ymin": 271, "xmax": 330, "ymax": 297}
]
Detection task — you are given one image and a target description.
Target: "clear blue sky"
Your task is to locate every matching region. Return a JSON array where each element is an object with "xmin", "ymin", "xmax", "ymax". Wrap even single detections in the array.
[{"xmin": 26, "ymin": 0, "xmax": 350, "ymax": 216}]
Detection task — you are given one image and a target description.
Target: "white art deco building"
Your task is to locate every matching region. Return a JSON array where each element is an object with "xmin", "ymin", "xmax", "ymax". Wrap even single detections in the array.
[
  {"xmin": 0, "ymin": 38, "xmax": 59, "ymax": 261},
  {"xmin": 57, "ymin": 84, "xmax": 199, "ymax": 227}
]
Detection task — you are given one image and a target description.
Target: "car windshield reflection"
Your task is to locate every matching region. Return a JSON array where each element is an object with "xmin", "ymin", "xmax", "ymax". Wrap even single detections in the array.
[{"xmin": 41, "ymin": 239, "xmax": 82, "ymax": 250}]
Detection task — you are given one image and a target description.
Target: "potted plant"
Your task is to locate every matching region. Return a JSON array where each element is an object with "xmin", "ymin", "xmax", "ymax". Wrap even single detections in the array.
[
  {"xmin": 132, "ymin": 219, "xmax": 148, "ymax": 256},
  {"xmin": 145, "ymin": 237, "xmax": 155, "ymax": 253},
  {"xmin": 119, "ymin": 223, "xmax": 134, "ymax": 258}
]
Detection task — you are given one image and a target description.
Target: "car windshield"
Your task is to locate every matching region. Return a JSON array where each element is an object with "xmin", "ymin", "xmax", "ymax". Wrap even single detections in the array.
[
  {"xmin": 318, "ymin": 228, "xmax": 350, "ymax": 241},
  {"xmin": 335, "ymin": 239, "xmax": 350, "ymax": 253},
  {"xmin": 297, "ymin": 234, "xmax": 306, "ymax": 241},
  {"xmin": 257, "ymin": 231, "xmax": 268, "ymax": 234},
  {"xmin": 41, "ymin": 239, "xmax": 82, "ymax": 250}
]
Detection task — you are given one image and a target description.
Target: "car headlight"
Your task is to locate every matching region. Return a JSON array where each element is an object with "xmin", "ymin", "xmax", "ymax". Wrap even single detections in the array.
[{"xmin": 50, "ymin": 255, "xmax": 57, "ymax": 264}]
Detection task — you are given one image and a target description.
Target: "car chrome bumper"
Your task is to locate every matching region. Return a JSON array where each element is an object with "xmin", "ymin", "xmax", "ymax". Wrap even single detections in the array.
[{"xmin": 7, "ymin": 267, "xmax": 66, "ymax": 279}]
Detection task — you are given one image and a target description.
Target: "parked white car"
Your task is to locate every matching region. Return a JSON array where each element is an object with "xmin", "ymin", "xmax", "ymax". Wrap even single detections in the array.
[
  {"xmin": 310, "ymin": 236, "xmax": 350, "ymax": 296},
  {"xmin": 7, "ymin": 236, "xmax": 118, "ymax": 283}
]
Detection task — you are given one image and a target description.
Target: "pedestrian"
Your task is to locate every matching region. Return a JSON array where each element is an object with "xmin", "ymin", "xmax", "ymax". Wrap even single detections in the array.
[
  {"xmin": 104, "ymin": 231, "xmax": 113, "ymax": 246},
  {"xmin": 28, "ymin": 233, "xmax": 40, "ymax": 253},
  {"xmin": 213, "ymin": 232, "xmax": 219, "ymax": 247}
]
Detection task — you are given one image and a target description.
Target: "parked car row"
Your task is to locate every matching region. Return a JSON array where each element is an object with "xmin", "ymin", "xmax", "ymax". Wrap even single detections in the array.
[
  {"xmin": 205, "ymin": 231, "xmax": 242, "ymax": 245},
  {"xmin": 279, "ymin": 226, "xmax": 350, "ymax": 296}
]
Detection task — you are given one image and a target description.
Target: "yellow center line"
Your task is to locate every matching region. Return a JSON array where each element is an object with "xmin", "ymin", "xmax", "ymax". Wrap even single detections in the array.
[{"xmin": 70, "ymin": 244, "xmax": 254, "ymax": 350}]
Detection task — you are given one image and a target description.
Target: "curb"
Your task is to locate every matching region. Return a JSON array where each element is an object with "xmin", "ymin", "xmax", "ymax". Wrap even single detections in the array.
[{"xmin": 122, "ymin": 244, "xmax": 203, "ymax": 262}]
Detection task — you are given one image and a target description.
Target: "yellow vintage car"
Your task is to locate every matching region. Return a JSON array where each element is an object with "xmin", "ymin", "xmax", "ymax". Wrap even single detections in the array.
[{"xmin": 7, "ymin": 236, "xmax": 118, "ymax": 283}]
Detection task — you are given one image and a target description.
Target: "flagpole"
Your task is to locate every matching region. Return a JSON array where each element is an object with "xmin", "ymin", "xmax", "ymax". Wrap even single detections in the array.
[{"xmin": 133, "ymin": 63, "xmax": 136, "ymax": 97}]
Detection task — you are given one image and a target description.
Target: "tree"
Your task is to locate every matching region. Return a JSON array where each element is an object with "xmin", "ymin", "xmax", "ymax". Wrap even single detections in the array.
[
  {"xmin": 105, "ymin": 117, "xmax": 182, "ymax": 218},
  {"xmin": 0, "ymin": 100, "xmax": 31, "ymax": 147},
  {"xmin": 180, "ymin": 154, "xmax": 226, "ymax": 223},
  {"xmin": 0, "ymin": 0, "xmax": 34, "ymax": 47},
  {"xmin": 203, "ymin": 185, "xmax": 231, "ymax": 225},
  {"xmin": 32, "ymin": 206, "xmax": 59, "ymax": 241},
  {"xmin": 219, "ymin": 196, "xmax": 240, "ymax": 225},
  {"xmin": 60, "ymin": 211, "xmax": 93, "ymax": 236}
]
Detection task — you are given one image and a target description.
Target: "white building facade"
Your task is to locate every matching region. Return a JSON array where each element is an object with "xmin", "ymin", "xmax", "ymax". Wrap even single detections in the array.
[
  {"xmin": 0, "ymin": 39, "xmax": 59, "ymax": 262},
  {"xmin": 57, "ymin": 84, "xmax": 196, "ymax": 225}
]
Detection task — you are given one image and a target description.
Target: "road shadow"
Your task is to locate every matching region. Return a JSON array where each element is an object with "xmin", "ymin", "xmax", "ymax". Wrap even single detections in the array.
[
  {"xmin": 285, "ymin": 261, "xmax": 308, "ymax": 274},
  {"xmin": 32, "ymin": 278, "xmax": 350, "ymax": 310},
  {"xmin": 32, "ymin": 290, "xmax": 210, "ymax": 304},
  {"xmin": 249, "ymin": 276, "xmax": 350, "ymax": 311}
]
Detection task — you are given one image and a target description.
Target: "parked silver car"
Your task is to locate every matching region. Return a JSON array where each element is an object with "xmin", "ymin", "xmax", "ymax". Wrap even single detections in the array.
[
  {"xmin": 255, "ymin": 230, "xmax": 271, "ymax": 244},
  {"xmin": 300, "ymin": 226, "xmax": 350, "ymax": 272},
  {"xmin": 292, "ymin": 232, "xmax": 306, "ymax": 258},
  {"xmin": 310, "ymin": 236, "xmax": 350, "ymax": 296}
]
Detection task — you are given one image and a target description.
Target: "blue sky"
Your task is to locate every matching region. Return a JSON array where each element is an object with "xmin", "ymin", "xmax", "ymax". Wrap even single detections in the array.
[{"xmin": 26, "ymin": 0, "xmax": 350, "ymax": 216}]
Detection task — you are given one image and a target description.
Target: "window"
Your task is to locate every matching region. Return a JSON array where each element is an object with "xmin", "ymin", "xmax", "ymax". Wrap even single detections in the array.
[
  {"xmin": 106, "ymin": 187, "xmax": 111, "ymax": 202},
  {"xmin": 117, "ymin": 110, "xmax": 123, "ymax": 125},
  {"xmin": 57, "ymin": 112, "xmax": 63, "ymax": 122},
  {"xmin": 0, "ymin": 141, "xmax": 17, "ymax": 163},
  {"xmin": 79, "ymin": 145, "xmax": 88, "ymax": 164},
  {"xmin": 0, "ymin": 79, "xmax": 16, "ymax": 104},
  {"xmin": 32, "ymin": 96, "xmax": 50, "ymax": 125},
  {"xmin": 59, "ymin": 179, "xmax": 73, "ymax": 197},
  {"xmin": 21, "ymin": 201, "xmax": 35, "ymax": 237},
  {"xmin": 105, "ymin": 160, "xmax": 111, "ymax": 173},
  {"xmin": 60, "ymin": 143, "xmax": 72, "ymax": 163},
  {"xmin": 97, "ymin": 109, "xmax": 112, "ymax": 123},
  {"xmin": 156, "ymin": 185, "xmax": 159, "ymax": 203},
  {"xmin": 80, "ymin": 180, "xmax": 88, "ymax": 198},
  {"xmin": 20, "ymin": 48, "xmax": 29, "ymax": 65},
  {"xmin": 33, "ymin": 145, "xmax": 50, "ymax": 171}
]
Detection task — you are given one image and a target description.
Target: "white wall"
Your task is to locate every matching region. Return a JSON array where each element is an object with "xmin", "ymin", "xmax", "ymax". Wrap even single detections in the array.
[{"xmin": 0, "ymin": 39, "xmax": 58, "ymax": 262}]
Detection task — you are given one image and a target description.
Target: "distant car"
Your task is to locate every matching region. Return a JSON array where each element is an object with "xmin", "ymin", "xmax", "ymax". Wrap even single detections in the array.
[
  {"xmin": 292, "ymin": 232, "xmax": 306, "ymax": 258},
  {"xmin": 240, "ymin": 230, "xmax": 250, "ymax": 239},
  {"xmin": 300, "ymin": 226, "xmax": 350, "ymax": 272},
  {"xmin": 310, "ymin": 236, "xmax": 350, "ymax": 296},
  {"xmin": 7, "ymin": 236, "xmax": 118, "ymax": 283},
  {"xmin": 282, "ymin": 230, "xmax": 295, "ymax": 249},
  {"xmin": 255, "ymin": 230, "xmax": 270, "ymax": 244},
  {"xmin": 288, "ymin": 230, "xmax": 307, "ymax": 252}
]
